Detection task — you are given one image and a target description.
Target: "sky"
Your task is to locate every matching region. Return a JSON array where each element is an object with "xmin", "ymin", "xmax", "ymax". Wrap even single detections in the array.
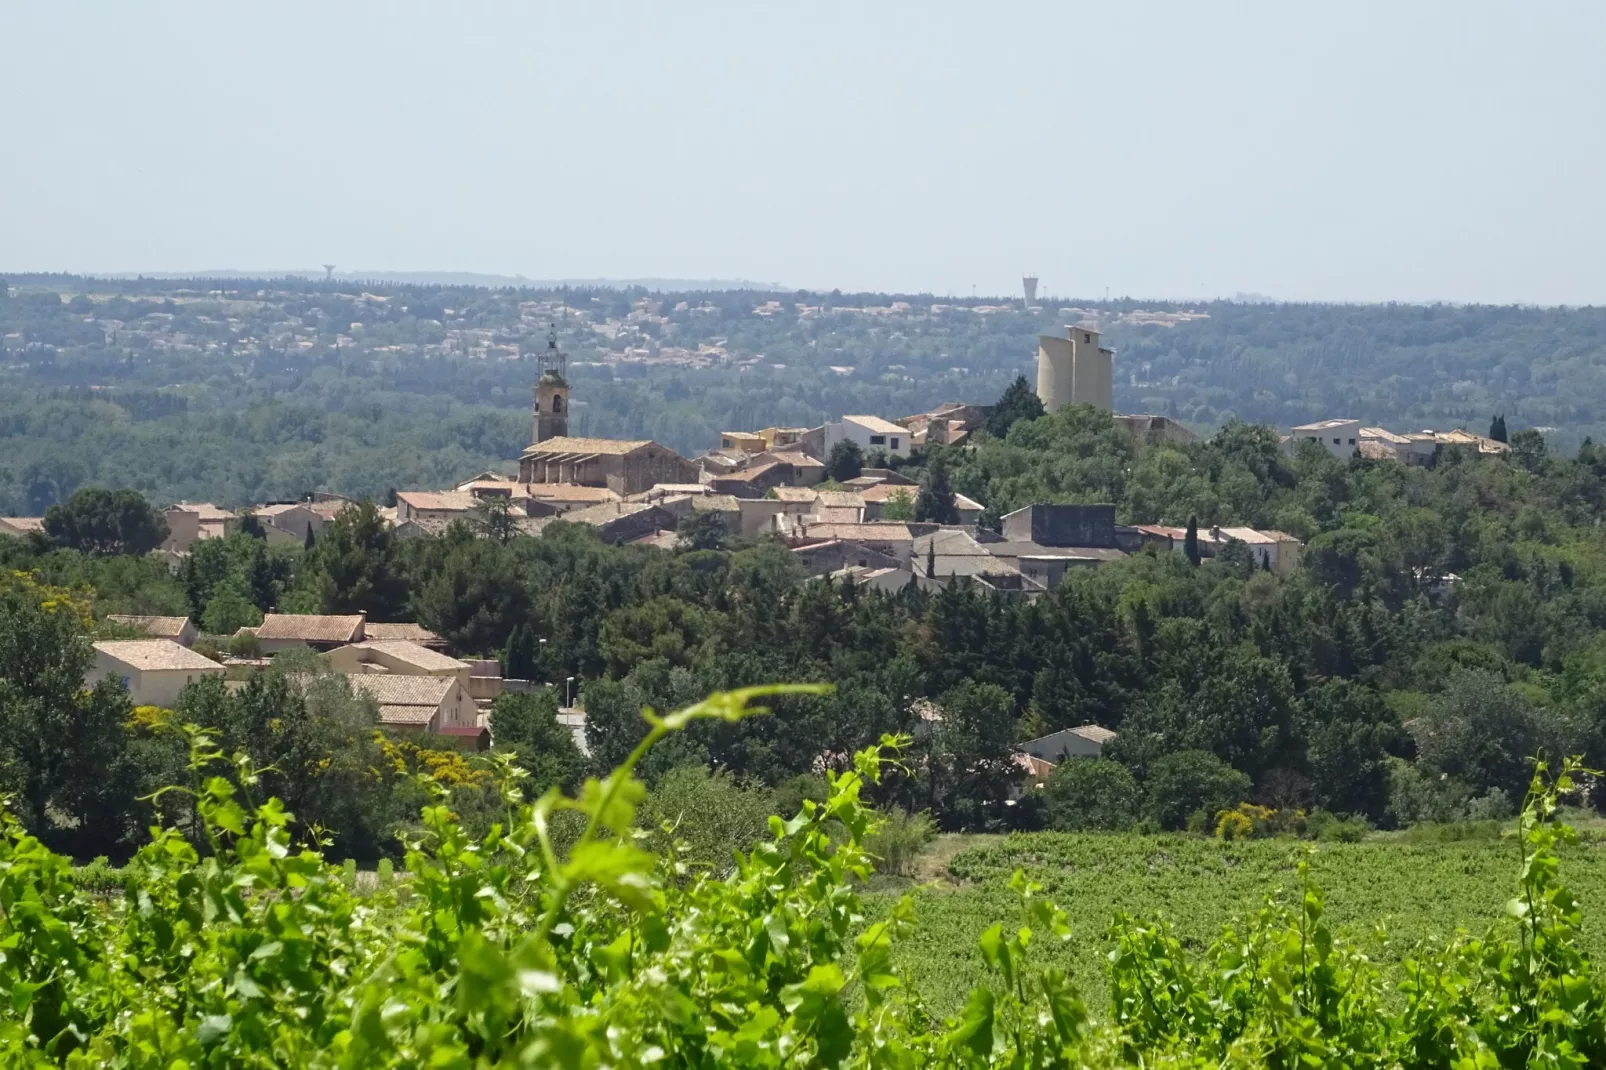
[{"xmin": 2, "ymin": 2, "xmax": 1604, "ymax": 304}]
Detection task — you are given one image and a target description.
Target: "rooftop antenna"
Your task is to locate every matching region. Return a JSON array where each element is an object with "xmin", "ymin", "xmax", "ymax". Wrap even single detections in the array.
[{"xmin": 323, "ymin": 264, "xmax": 336, "ymax": 281}]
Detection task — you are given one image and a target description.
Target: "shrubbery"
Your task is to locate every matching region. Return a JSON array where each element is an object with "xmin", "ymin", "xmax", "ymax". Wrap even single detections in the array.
[{"xmin": 3, "ymin": 689, "xmax": 1604, "ymax": 1067}]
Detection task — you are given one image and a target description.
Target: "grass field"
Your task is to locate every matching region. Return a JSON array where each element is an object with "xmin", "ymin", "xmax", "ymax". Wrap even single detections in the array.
[{"xmin": 875, "ymin": 827, "xmax": 1606, "ymax": 1017}]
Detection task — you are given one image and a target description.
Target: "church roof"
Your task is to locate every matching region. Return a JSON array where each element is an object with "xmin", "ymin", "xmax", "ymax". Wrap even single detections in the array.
[{"xmin": 521, "ymin": 436, "xmax": 655, "ymax": 458}]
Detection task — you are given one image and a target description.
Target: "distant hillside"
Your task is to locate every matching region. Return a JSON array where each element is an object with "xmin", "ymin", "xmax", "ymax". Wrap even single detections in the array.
[{"xmin": 80, "ymin": 270, "xmax": 781, "ymax": 292}]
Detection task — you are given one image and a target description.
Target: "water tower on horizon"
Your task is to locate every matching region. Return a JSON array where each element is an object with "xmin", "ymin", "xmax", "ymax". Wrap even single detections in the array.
[{"xmin": 1022, "ymin": 275, "xmax": 1039, "ymax": 307}]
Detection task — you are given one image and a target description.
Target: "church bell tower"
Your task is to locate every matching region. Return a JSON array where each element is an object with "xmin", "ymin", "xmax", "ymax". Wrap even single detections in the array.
[{"xmin": 533, "ymin": 324, "xmax": 569, "ymax": 444}]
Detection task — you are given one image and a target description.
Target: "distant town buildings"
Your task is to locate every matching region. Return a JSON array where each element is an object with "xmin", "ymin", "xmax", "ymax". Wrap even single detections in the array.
[{"xmin": 1284, "ymin": 420, "xmax": 1510, "ymax": 463}]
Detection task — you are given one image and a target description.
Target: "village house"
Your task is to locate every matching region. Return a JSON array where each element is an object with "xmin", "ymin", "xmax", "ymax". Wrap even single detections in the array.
[
  {"xmin": 792, "ymin": 538, "xmax": 907, "ymax": 576},
  {"xmin": 1019, "ymin": 725, "xmax": 1117, "ymax": 764},
  {"xmin": 0, "ymin": 516, "xmax": 45, "ymax": 539},
  {"xmin": 254, "ymin": 502, "xmax": 328, "ymax": 544},
  {"xmin": 360, "ymin": 621, "xmax": 447, "ymax": 648},
  {"xmin": 105, "ymin": 614, "xmax": 198, "ymax": 647},
  {"xmin": 785, "ymin": 521, "xmax": 915, "ymax": 567},
  {"xmin": 325, "ymin": 639, "xmax": 471, "ymax": 683},
  {"xmin": 811, "ymin": 490, "xmax": 867, "ymax": 524},
  {"xmin": 1134, "ymin": 524, "xmax": 1304, "ymax": 575},
  {"xmin": 162, "ymin": 502, "xmax": 235, "ymax": 554},
  {"xmin": 901, "ymin": 402, "xmax": 987, "ymax": 448},
  {"xmin": 1288, "ymin": 419, "xmax": 1361, "ymax": 460},
  {"xmin": 525, "ymin": 500, "xmax": 684, "ymax": 544},
  {"xmin": 250, "ymin": 612, "xmax": 367, "ymax": 653},
  {"xmin": 824, "ymin": 415, "xmax": 910, "ymax": 458},
  {"xmin": 856, "ymin": 482, "xmax": 984, "ymax": 523},
  {"xmin": 1111, "ymin": 413, "xmax": 1198, "ymax": 445},
  {"xmin": 518, "ymin": 437, "xmax": 698, "ymax": 497},
  {"xmin": 89, "ymin": 639, "xmax": 224, "ymax": 707},
  {"xmin": 340, "ymin": 674, "xmax": 484, "ymax": 743}
]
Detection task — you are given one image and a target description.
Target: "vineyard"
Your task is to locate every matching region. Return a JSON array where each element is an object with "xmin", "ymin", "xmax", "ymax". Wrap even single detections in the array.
[
  {"xmin": 886, "ymin": 825, "xmax": 1606, "ymax": 1018},
  {"xmin": 5, "ymin": 690, "xmax": 1606, "ymax": 1066}
]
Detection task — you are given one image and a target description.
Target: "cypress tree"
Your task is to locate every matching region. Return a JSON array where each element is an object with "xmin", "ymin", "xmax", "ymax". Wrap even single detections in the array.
[
  {"xmin": 1184, "ymin": 516, "xmax": 1201, "ymax": 566},
  {"xmin": 504, "ymin": 623, "xmax": 538, "ymax": 680},
  {"xmin": 1490, "ymin": 414, "xmax": 1508, "ymax": 443}
]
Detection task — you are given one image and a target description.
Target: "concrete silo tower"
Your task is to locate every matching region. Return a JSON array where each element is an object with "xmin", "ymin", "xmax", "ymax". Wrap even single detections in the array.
[
  {"xmin": 1022, "ymin": 275, "xmax": 1039, "ymax": 307},
  {"xmin": 1036, "ymin": 333, "xmax": 1074, "ymax": 412},
  {"xmin": 1035, "ymin": 325, "xmax": 1114, "ymax": 413}
]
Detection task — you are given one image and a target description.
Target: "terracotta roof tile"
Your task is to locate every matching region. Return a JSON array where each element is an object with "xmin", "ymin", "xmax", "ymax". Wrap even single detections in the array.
[
  {"xmin": 105, "ymin": 615, "xmax": 192, "ymax": 639},
  {"xmin": 255, "ymin": 614, "xmax": 366, "ymax": 643},
  {"xmin": 94, "ymin": 639, "xmax": 221, "ymax": 672}
]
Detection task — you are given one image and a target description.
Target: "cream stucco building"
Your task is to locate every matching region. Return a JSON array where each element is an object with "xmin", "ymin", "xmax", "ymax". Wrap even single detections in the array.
[{"xmin": 90, "ymin": 639, "xmax": 224, "ymax": 708}]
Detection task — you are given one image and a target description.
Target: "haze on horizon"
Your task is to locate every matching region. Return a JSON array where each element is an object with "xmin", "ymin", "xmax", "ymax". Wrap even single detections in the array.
[{"xmin": 3, "ymin": 1, "xmax": 1603, "ymax": 305}]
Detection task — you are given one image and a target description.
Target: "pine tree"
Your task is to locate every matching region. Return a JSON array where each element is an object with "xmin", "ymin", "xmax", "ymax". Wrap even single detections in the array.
[
  {"xmin": 985, "ymin": 374, "xmax": 1046, "ymax": 439},
  {"xmin": 1184, "ymin": 516, "xmax": 1201, "ymax": 566}
]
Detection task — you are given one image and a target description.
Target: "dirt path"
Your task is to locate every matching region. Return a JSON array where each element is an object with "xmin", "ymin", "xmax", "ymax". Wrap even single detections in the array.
[{"xmin": 912, "ymin": 833, "xmax": 1001, "ymax": 884}]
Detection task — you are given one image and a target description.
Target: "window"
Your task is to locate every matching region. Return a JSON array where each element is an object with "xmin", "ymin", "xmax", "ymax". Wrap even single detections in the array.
[
  {"xmin": 1348, "ymin": 438, "xmax": 1356, "ymax": 445},
  {"xmin": 552, "ymin": 395, "xmax": 564, "ymax": 413},
  {"xmin": 1083, "ymin": 332, "xmax": 1092, "ymax": 343},
  {"xmin": 869, "ymin": 434, "xmax": 886, "ymax": 445},
  {"xmin": 1333, "ymin": 438, "xmax": 1341, "ymax": 445},
  {"xmin": 890, "ymin": 437, "xmax": 900, "ymax": 450}
]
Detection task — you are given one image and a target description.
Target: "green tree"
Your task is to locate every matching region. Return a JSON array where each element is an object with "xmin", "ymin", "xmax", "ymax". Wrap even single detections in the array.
[
  {"xmin": 914, "ymin": 453, "xmax": 959, "ymax": 525},
  {"xmin": 474, "ymin": 495, "xmax": 519, "ymax": 543},
  {"xmin": 1510, "ymin": 427, "xmax": 1548, "ymax": 473},
  {"xmin": 1300, "ymin": 679, "xmax": 1399, "ymax": 818},
  {"xmin": 1489, "ymin": 413, "xmax": 1508, "ymax": 443},
  {"xmin": 1409, "ymin": 668, "xmax": 1582, "ymax": 800},
  {"xmin": 1142, "ymin": 749, "xmax": 1252, "ymax": 830},
  {"xmin": 984, "ymin": 374, "xmax": 1045, "ymax": 439},
  {"xmin": 503, "ymin": 622, "xmax": 540, "ymax": 681},
  {"xmin": 199, "ymin": 576, "xmax": 263, "ymax": 635},
  {"xmin": 920, "ymin": 680, "xmax": 1019, "ymax": 830},
  {"xmin": 0, "ymin": 579, "xmax": 137, "ymax": 851},
  {"xmin": 488, "ymin": 688, "xmax": 584, "ymax": 795},
  {"xmin": 1040, "ymin": 757, "xmax": 1140, "ymax": 830},
  {"xmin": 638, "ymin": 765, "xmax": 777, "ymax": 876},
  {"xmin": 1183, "ymin": 516, "xmax": 1201, "ymax": 566},
  {"xmin": 311, "ymin": 501, "xmax": 409, "ymax": 621},
  {"xmin": 881, "ymin": 488, "xmax": 916, "ymax": 522},
  {"xmin": 412, "ymin": 535, "xmax": 530, "ymax": 655},
  {"xmin": 43, "ymin": 487, "xmax": 168, "ymax": 556},
  {"xmin": 675, "ymin": 510, "xmax": 728, "ymax": 552},
  {"xmin": 826, "ymin": 439, "xmax": 863, "ymax": 483}
]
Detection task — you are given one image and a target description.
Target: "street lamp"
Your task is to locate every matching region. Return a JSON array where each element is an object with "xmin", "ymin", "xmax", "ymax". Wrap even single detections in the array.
[{"xmin": 566, "ymin": 676, "xmax": 575, "ymax": 708}]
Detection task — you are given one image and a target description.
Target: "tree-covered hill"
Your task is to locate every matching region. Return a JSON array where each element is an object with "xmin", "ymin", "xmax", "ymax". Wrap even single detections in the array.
[{"xmin": 1, "ymin": 274, "xmax": 1603, "ymax": 509}]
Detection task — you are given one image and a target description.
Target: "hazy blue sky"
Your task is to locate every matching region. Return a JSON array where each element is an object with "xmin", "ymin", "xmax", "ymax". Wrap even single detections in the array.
[{"xmin": 3, "ymin": 2, "xmax": 1603, "ymax": 303}]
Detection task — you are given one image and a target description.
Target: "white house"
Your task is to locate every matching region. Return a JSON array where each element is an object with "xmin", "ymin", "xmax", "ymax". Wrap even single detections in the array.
[
  {"xmin": 90, "ymin": 640, "xmax": 224, "ymax": 708},
  {"xmin": 824, "ymin": 415, "xmax": 910, "ymax": 458},
  {"xmin": 1288, "ymin": 419, "xmax": 1361, "ymax": 461}
]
